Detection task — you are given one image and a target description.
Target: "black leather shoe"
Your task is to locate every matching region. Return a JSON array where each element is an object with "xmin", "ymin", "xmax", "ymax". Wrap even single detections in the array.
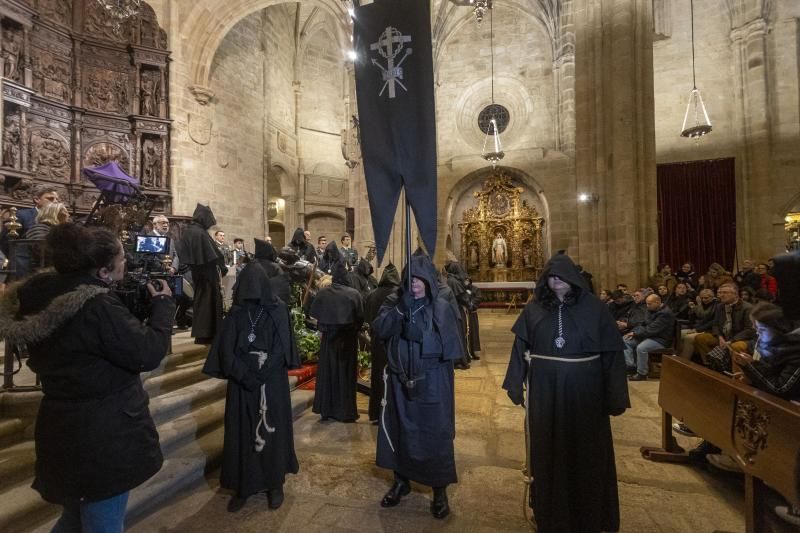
[
  {"xmin": 380, "ymin": 481, "xmax": 410, "ymax": 507},
  {"xmin": 227, "ymin": 496, "xmax": 248, "ymax": 513},
  {"xmin": 629, "ymin": 373, "xmax": 648, "ymax": 381},
  {"xmin": 431, "ymin": 487, "xmax": 449, "ymax": 519},
  {"xmin": 471, "ymin": 352, "xmax": 481, "ymax": 360},
  {"xmin": 267, "ymin": 488, "xmax": 284, "ymax": 509}
]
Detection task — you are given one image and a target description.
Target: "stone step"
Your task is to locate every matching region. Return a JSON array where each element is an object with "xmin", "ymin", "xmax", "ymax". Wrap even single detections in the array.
[
  {"xmin": 143, "ymin": 360, "xmax": 208, "ymax": 396},
  {"xmin": 24, "ymin": 389, "xmax": 316, "ymax": 533},
  {"xmin": 0, "ymin": 418, "xmax": 26, "ymax": 448},
  {"xmin": 0, "ymin": 441, "xmax": 34, "ymax": 493}
]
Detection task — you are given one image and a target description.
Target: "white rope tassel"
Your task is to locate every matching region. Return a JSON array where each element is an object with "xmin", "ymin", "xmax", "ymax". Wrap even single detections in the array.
[
  {"xmin": 380, "ymin": 366, "xmax": 396, "ymax": 453},
  {"xmin": 253, "ymin": 351, "xmax": 275, "ymax": 452}
]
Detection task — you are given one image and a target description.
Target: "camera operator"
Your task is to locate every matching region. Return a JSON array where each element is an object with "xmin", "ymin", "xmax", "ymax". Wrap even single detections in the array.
[{"xmin": 0, "ymin": 223, "xmax": 174, "ymax": 532}]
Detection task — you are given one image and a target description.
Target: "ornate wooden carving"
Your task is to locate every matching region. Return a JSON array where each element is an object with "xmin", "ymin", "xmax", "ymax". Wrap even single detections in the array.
[
  {"xmin": 734, "ymin": 398, "xmax": 770, "ymax": 465},
  {"xmin": 458, "ymin": 170, "xmax": 546, "ymax": 282},
  {"xmin": 0, "ymin": 0, "xmax": 171, "ymax": 215}
]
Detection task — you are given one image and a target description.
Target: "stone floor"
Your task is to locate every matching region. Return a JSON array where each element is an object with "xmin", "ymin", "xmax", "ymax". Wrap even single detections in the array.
[{"xmin": 131, "ymin": 310, "xmax": 745, "ymax": 532}]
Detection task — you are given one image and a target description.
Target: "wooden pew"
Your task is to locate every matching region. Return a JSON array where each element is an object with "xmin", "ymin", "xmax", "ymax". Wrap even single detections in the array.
[{"xmin": 641, "ymin": 355, "xmax": 800, "ymax": 533}]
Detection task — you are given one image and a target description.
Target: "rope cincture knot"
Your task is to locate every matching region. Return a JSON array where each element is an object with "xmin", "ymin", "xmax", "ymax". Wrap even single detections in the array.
[{"xmin": 251, "ymin": 350, "xmax": 276, "ymax": 452}]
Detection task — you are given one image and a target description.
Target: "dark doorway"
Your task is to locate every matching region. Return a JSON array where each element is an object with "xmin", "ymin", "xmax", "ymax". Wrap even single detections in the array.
[{"xmin": 657, "ymin": 158, "xmax": 736, "ymax": 275}]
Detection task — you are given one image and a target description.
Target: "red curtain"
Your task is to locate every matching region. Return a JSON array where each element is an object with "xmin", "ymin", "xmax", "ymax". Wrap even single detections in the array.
[{"xmin": 657, "ymin": 158, "xmax": 736, "ymax": 276}]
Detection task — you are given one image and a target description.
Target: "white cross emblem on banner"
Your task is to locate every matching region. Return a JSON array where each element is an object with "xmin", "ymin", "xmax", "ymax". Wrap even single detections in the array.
[{"xmin": 370, "ymin": 26, "xmax": 412, "ymax": 98}]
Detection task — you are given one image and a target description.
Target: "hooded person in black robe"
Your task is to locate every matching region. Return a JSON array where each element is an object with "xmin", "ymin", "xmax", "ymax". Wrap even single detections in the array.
[
  {"xmin": 254, "ymin": 238, "xmax": 292, "ymax": 304},
  {"xmin": 176, "ymin": 204, "xmax": 226, "ymax": 344},
  {"xmin": 349, "ymin": 257, "xmax": 378, "ymax": 297},
  {"xmin": 309, "ymin": 259, "xmax": 363, "ymax": 422},
  {"xmin": 502, "ymin": 251, "xmax": 630, "ymax": 533},
  {"xmin": 288, "ymin": 227, "xmax": 317, "ymax": 263},
  {"xmin": 445, "ymin": 261, "xmax": 482, "ymax": 362},
  {"xmin": 202, "ymin": 262, "xmax": 300, "ymax": 513},
  {"xmin": 372, "ymin": 254, "xmax": 464, "ymax": 519},
  {"xmin": 318, "ymin": 240, "xmax": 343, "ymax": 275},
  {"xmin": 364, "ymin": 263, "xmax": 401, "ymax": 422}
]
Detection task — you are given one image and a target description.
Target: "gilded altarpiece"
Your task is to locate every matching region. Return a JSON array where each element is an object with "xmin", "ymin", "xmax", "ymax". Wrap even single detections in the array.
[
  {"xmin": 458, "ymin": 172, "xmax": 545, "ymax": 282},
  {"xmin": 0, "ymin": 0, "xmax": 171, "ymax": 214}
]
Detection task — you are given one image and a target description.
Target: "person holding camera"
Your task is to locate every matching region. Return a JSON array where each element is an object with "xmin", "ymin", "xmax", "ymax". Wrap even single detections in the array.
[{"xmin": 0, "ymin": 223, "xmax": 174, "ymax": 532}]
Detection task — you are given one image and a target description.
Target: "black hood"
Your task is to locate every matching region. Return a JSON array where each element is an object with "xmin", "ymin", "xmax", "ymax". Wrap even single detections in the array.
[
  {"xmin": 331, "ymin": 260, "xmax": 351, "ymax": 286},
  {"xmin": 192, "ymin": 203, "xmax": 216, "ymax": 230},
  {"xmin": 254, "ymin": 238, "xmax": 277, "ymax": 262},
  {"xmin": 323, "ymin": 240, "xmax": 342, "ymax": 263},
  {"xmin": 378, "ymin": 263, "xmax": 401, "ymax": 288},
  {"xmin": 290, "ymin": 227, "xmax": 306, "ymax": 247},
  {"xmin": 534, "ymin": 251, "xmax": 589, "ymax": 301},
  {"xmin": 400, "ymin": 254, "xmax": 439, "ymax": 300},
  {"xmin": 232, "ymin": 263, "xmax": 275, "ymax": 307},
  {"xmin": 356, "ymin": 257, "xmax": 374, "ymax": 277},
  {"xmin": 444, "ymin": 261, "xmax": 467, "ymax": 282}
]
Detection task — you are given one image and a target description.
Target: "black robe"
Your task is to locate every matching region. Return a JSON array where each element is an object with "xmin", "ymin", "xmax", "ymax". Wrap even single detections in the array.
[
  {"xmin": 254, "ymin": 237, "xmax": 292, "ymax": 304},
  {"xmin": 309, "ymin": 261, "xmax": 363, "ymax": 422},
  {"xmin": 348, "ymin": 258, "xmax": 378, "ymax": 297},
  {"xmin": 177, "ymin": 204, "xmax": 225, "ymax": 342},
  {"xmin": 503, "ymin": 252, "xmax": 630, "ymax": 533},
  {"xmin": 372, "ymin": 255, "xmax": 464, "ymax": 487},
  {"xmin": 364, "ymin": 264, "xmax": 401, "ymax": 421},
  {"xmin": 203, "ymin": 264, "xmax": 300, "ymax": 498},
  {"xmin": 288, "ymin": 227, "xmax": 317, "ymax": 263}
]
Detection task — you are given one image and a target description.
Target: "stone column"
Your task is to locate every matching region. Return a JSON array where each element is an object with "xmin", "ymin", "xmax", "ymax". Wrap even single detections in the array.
[
  {"xmin": 729, "ymin": 16, "xmax": 772, "ymax": 260},
  {"xmin": 293, "ymin": 81, "xmax": 305, "ymax": 228},
  {"xmin": 19, "ymin": 108, "xmax": 29, "ymax": 172},
  {"xmin": 553, "ymin": 51, "xmax": 576, "ymax": 155},
  {"xmin": 573, "ymin": 0, "xmax": 657, "ymax": 289},
  {"xmin": 21, "ymin": 26, "xmax": 31, "ymax": 87}
]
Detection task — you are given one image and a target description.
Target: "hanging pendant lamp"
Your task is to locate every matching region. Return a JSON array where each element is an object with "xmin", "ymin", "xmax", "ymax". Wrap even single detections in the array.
[
  {"xmin": 470, "ymin": 0, "xmax": 492, "ymax": 26},
  {"xmin": 681, "ymin": 0, "xmax": 712, "ymax": 138},
  {"xmin": 482, "ymin": 8, "xmax": 504, "ymax": 166}
]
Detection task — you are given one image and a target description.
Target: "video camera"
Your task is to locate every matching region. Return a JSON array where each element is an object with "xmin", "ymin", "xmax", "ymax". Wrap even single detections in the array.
[{"xmin": 114, "ymin": 234, "xmax": 183, "ymax": 320}]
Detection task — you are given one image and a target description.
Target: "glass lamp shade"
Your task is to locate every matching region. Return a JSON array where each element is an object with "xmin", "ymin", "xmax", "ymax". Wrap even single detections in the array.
[
  {"xmin": 681, "ymin": 88, "xmax": 713, "ymax": 138},
  {"xmin": 482, "ymin": 118, "xmax": 505, "ymax": 166}
]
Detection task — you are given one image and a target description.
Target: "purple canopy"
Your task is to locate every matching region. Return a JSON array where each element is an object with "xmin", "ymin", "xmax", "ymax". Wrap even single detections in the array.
[{"xmin": 81, "ymin": 161, "xmax": 141, "ymax": 203}]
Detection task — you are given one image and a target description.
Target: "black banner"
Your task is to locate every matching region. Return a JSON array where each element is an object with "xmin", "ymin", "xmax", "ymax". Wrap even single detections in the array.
[{"xmin": 353, "ymin": 0, "xmax": 437, "ymax": 263}]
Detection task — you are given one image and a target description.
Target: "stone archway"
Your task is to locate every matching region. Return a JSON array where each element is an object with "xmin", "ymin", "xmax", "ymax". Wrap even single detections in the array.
[
  {"xmin": 444, "ymin": 166, "xmax": 550, "ymax": 275},
  {"xmin": 179, "ymin": 0, "xmax": 349, "ymax": 97}
]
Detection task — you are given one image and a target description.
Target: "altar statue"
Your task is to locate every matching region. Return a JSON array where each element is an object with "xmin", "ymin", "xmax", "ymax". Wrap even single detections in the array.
[{"xmin": 492, "ymin": 233, "xmax": 507, "ymax": 267}]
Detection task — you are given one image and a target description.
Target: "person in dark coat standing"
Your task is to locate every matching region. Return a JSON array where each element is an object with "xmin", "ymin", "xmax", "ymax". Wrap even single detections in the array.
[
  {"xmin": 503, "ymin": 251, "xmax": 630, "ymax": 533},
  {"xmin": 309, "ymin": 259, "xmax": 363, "ymax": 422},
  {"xmin": 364, "ymin": 263, "xmax": 401, "ymax": 422},
  {"xmin": 372, "ymin": 254, "xmax": 464, "ymax": 519},
  {"xmin": 203, "ymin": 262, "xmax": 300, "ymax": 512},
  {"xmin": 0, "ymin": 224, "xmax": 174, "ymax": 532},
  {"xmin": 176, "ymin": 204, "xmax": 226, "ymax": 344},
  {"xmin": 445, "ymin": 260, "xmax": 482, "ymax": 361},
  {"xmin": 318, "ymin": 239, "xmax": 343, "ymax": 274},
  {"xmin": 253, "ymin": 238, "xmax": 292, "ymax": 304}
]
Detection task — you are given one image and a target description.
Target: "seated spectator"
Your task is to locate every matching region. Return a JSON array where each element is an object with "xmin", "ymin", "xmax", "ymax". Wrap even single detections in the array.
[
  {"xmin": 608, "ymin": 289, "xmax": 633, "ymax": 323},
  {"xmin": 679, "ymin": 289, "xmax": 718, "ymax": 360},
  {"xmin": 695, "ymin": 274, "xmax": 707, "ymax": 293},
  {"xmin": 704, "ymin": 263, "xmax": 734, "ymax": 292},
  {"xmin": 665, "ymin": 282, "xmax": 691, "ymax": 321},
  {"xmin": 694, "ymin": 283, "xmax": 754, "ymax": 366},
  {"xmin": 739, "ymin": 286, "xmax": 755, "ymax": 303},
  {"xmin": 754, "ymin": 262, "xmax": 778, "ymax": 298},
  {"xmin": 675, "ymin": 262, "xmax": 698, "ymax": 288},
  {"xmin": 755, "ymin": 288, "xmax": 776, "ymax": 304},
  {"xmin": 734, "ymin": 259, "xmax": 761, "ymax": 292},
  {"xmin": 618, "ymin": 289, "xmax": 649, "ymax": 334},
  {"xmin": 656, "ymin": 284, "xmax": 669, "ymax": 299},
  {"xmin": 598, "ymin": 289, "xmax": 611, "ymax": 305},
  {"xmin": 624, "ymin": 294, "xmax": 675, "ymax": 381},
  {"xmin": 732, "ymin": 302, "xmax": 800, "ymax": 401},
  {"xmin": 649, "ymin": 263, "xmax": 676, "ymax": 293}
]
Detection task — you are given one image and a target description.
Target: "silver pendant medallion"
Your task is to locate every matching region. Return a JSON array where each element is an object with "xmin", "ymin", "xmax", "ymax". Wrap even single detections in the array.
[
  {"xmin": 248, "ymin": 333, "xmax": 256, "ymax": 343},
  {"xmin": 555, "ymin": 336, "xmax": 566, "ymax": 349}
]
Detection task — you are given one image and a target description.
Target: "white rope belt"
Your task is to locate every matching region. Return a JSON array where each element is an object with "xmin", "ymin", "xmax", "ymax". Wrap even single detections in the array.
[
  {"xmin": 381, "ymin": 366, "xmax": 396, "ymax": 453},
  {"xmin": 252, "ymin": 351, "xmax": 275, "ymax": 452},
  {"xmin": 524, "ymin": 351, "xmax": 600, "ymax": 363}
]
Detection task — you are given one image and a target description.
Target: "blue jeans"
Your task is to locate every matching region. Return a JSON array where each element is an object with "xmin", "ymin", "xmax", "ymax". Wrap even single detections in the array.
[
  {"xmin": 624, "ymin": 338, "xmax": 666, "ymax": 376},
  {"xmin": 51, "ymin": 491, "xmax": 129, "ymax": 533}
]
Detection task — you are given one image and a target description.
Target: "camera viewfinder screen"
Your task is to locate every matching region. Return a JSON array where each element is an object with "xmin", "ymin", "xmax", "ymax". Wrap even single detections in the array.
[{"xmin": 136, "ymin": 235, "xmax": 169, "ymax": 254}]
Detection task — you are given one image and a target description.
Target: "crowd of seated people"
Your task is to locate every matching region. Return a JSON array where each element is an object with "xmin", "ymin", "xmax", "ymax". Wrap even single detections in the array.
[{"xmin": 601, "ymin": 257, "xmax": 800, "ymax": 527}]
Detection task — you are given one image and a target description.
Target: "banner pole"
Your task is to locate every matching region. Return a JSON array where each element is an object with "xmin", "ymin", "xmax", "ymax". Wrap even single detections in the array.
[{"xmin": 405, "ymin": 187, "xmax": 412, "ymax": 288}]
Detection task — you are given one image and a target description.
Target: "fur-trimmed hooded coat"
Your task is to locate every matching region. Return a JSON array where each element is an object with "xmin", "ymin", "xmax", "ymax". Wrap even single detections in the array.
[{"xmin": 0, "ymin": 272, "xmax": 175, "ymax": 504}]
